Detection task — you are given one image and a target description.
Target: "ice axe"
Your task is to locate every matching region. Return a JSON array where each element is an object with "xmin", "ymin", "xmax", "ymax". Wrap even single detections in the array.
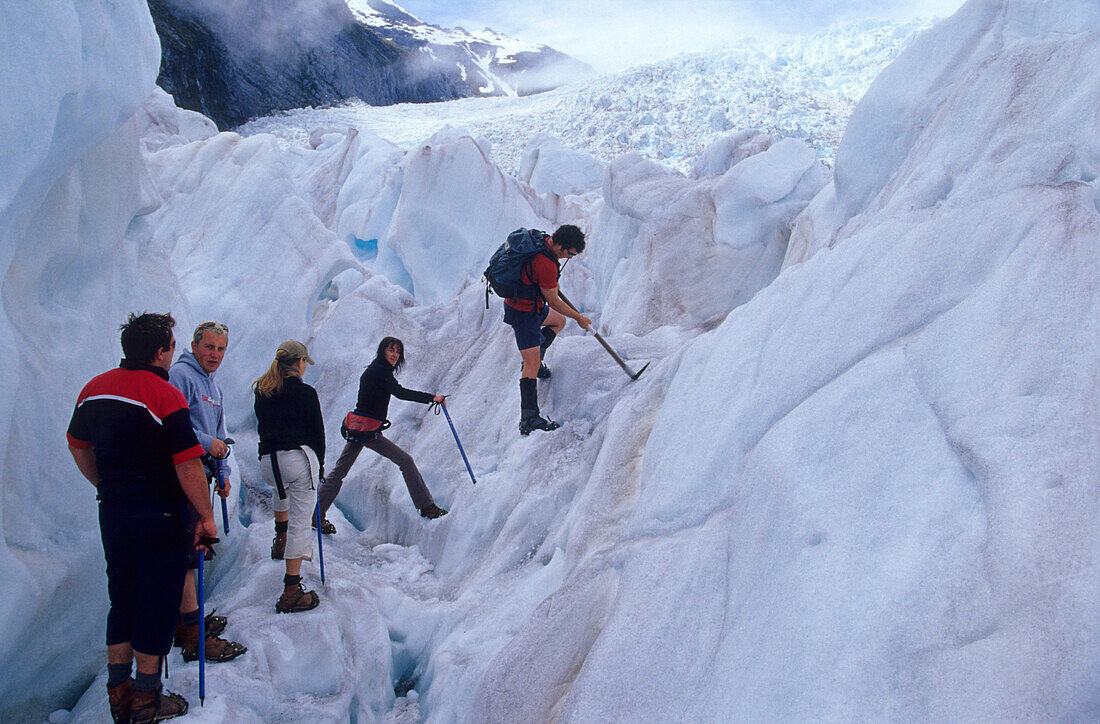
[{"xmin": 558, "ymin": 291, "xmax": 649, "ymax": 381}]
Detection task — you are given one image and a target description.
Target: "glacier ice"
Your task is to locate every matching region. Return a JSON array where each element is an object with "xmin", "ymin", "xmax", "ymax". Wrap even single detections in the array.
[{"xmin": 3, "ymin": 1, "xmax": 1099, "ymax": 722}]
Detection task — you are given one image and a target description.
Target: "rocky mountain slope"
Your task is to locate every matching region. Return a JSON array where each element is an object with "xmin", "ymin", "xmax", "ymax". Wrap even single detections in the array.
[{"xmin": 151, "ymin": 0, "xmax": 592, "ymax": 130}]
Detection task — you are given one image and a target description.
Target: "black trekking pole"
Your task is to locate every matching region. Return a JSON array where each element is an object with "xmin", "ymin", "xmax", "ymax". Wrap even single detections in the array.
[
  {"xmin": 437, "ymin": 400, "xmax": 476, "ymax": 485},
  {"xmin": 215, "ymin": 437, "xmax": 234, "ymax": 535},
  {"xmin": 557, "ymin": 291, "xmax": 650, "ymax": 381}
]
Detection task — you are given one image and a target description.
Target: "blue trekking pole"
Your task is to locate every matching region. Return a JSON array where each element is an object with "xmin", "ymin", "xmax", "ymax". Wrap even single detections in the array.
[
  {"xmin": 315, "ymin": 501, "xmax": 325, "ymax": 585},
  {"xmin": 215, "ymin": 437, "xmax": 235, "ymax": 535},
  {"xmin": 197, "ymin": 551, "xmax": 206, "ymax": 706},
  {"xmin": 440, "ymin": 400, "xmax": 476, "ymax": 485},
  {"xmin": 215, "ymin": 460, "xmax": 229, "ymax": 535}
]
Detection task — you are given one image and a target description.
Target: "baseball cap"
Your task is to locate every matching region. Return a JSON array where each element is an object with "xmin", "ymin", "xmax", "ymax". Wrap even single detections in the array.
[{"xmin": 277, "ymin": 340, "xmax": 315, "ymax": 364}]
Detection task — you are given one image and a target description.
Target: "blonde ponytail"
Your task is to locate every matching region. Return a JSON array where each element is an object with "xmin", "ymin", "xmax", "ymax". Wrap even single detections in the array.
[{"xmin": 252, "ymin": 348, "xmax": 302, "ymax": 398}]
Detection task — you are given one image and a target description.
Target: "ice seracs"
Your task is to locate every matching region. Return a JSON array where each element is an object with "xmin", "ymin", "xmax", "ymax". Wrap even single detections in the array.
[{"xmin": 519, "ymin": 133, "xmax": 604, "ymax": 197}]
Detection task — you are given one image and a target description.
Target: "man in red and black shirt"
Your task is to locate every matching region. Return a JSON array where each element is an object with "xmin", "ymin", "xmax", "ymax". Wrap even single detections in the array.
[
  {"xmin": 503, "ymin": 224, "xmax": 591, "ymax": 435},
  {"xmin": 67, "ymin": 312, "xmax": 217, "ymax": 723}
]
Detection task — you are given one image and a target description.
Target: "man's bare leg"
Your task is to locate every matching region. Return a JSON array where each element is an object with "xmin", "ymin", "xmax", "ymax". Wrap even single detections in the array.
[
  {"xmin": 180, "ymin": 570, "xmax": 197, "ymax": 614},
  {"xmin": 108, "ymin": 642, "xmax": 133, "ymax": 666},
  {"xmin": 543, "ymin": 307, "xmax": 566, "ymax": 334},
  {"xmin": 133, "ymin": 650, "xmax": 160, "ymax": 676},
  {"xmin": 520, "ymin": 346, "xmax": 541, "ymax": 379}
]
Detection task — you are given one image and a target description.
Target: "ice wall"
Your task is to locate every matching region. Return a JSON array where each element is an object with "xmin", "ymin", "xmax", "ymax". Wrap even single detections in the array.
[
  {"xmin": 590, "ymin": 136, "xmax": 826, "ymax": 334},
  {"xmin": 519, "ymin": 133, "xmax": 605, "ymax": 197},
  {"xmin": 496, "ymin": 1, "xmax": 1100, "ymax": 720},
  {"xmin": 331, "ymin": 125, "xmax": 552, "ymax": 306},
  {"xmin": 0, "ymin": 2, "xmax": 164, "ymax": 719}
]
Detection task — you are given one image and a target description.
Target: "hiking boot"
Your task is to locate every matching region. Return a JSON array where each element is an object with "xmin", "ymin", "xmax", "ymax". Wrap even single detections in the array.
[
  {"xmin": 130, "ymin": 686, "xmax": 188, "ymax": 724},
  {"xmin": 312, "ymin": 517, "xmax": 337, "ymax": 535},
  {"xmin": 173, "ymin": 610, "xmax": 227, "ymax": 645},
  {"xmin": 519, "ymin": 415, "xmax": 560, "ymax": 436},
  {"xmin": 107, "ymin": 678, "xmax": 132, "ymax": 724},
  {"xmin": 271, "ymin": 531, "xmax": 286, "ymax": 560},
  {"xmin": 178, "ymin": 624, "xmax": 247, "ymax": 663},
  {"xmin": 276, "ymin": 583, "xmax": 320, "ymax": 613},
  {"xmin": 419, "ymin": 503, "xmax": 448, "ymax": 519}
]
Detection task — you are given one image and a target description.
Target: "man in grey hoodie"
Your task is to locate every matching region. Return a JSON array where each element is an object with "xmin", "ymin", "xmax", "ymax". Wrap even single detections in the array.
[{"xmin": 168, "ymin": 321, "xmax": 246, "ymax": 663}]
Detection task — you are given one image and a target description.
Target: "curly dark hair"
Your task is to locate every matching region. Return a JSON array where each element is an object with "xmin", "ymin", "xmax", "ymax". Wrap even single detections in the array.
[{"xmin": 552, "ymin": 224, "xmax": 586, "ymax": 254}]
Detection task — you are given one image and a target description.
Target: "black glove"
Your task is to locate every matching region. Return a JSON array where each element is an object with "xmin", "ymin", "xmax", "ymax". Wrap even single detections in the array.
[{"xmin": 197, "ymin": 535, "xmax": 220, "ymax": 560}]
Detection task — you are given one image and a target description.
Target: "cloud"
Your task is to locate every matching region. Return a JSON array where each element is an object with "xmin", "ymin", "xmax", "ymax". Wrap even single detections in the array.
[
  {"xmin": 397, "ymin": 0, "xmax": 968, "ymax": 72},
  {"xmin": 179, "ymin": 0, "xmax": 357, "ymax": 59}
]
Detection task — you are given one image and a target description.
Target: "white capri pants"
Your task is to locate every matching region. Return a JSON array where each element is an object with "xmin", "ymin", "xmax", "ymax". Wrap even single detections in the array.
[{"xmin": 260, "ymin": 447, "xmax": 319, "ymax": 561}]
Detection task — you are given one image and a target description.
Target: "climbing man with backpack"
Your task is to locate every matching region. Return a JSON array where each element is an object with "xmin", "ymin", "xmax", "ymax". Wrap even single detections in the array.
[{"xmin": 485, "ymin": 224, "xmax": 591, "ymax": 435}]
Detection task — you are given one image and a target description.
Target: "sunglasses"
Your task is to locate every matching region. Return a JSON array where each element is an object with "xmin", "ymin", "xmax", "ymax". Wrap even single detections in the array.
[{"xmin": 194, "ymin": 321, "xmax": 229, "ymax": 338}]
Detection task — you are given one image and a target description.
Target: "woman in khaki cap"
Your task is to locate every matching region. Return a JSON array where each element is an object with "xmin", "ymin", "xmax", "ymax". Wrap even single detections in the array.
[{"xmin": 253, "ymin": 340, "xmax": 325, "ymax": 613}]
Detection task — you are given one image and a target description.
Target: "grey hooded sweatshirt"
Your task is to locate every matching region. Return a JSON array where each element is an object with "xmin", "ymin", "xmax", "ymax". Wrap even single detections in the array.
[{"xmin": 169, "ymin": 349, "xmax": 231, "ymax": 477}]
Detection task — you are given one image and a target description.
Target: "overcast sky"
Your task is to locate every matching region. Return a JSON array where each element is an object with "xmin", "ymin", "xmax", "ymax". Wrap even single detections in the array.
[{"xmin": 396, "ymin": 0, "xmax": 969, "ymax": 72}]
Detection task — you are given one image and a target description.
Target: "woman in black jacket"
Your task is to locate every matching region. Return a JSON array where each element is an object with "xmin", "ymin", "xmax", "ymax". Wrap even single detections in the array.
[
  {"xmin": 316, "ymin": 337, "xmax": 446, "ymax": 530},
  {"xmin": 254, "ymin": 340, "xmax": 325, "ymax": 613}
]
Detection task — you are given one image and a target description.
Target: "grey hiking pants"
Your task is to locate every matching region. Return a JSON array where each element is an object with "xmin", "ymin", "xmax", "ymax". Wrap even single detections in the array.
[{"xmin": 317, "ymin": 436, "xmax": 434, "ymax": 516}]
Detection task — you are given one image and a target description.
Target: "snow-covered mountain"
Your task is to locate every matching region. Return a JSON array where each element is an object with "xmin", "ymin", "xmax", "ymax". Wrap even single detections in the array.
[
  {"xmin": 1, "ymin": 0, "xmax": 1098, "ymax": 722},
  {"xmin": 346, "ymin": 0, "xmax": 596, "ymax": 97},
  {"xmin": 240, "ymin": 18, "xmax": 931, "ymax": 175},
  {"xmin": 151, "ymin": 0, "xmax": 593, "ymax": 131}
]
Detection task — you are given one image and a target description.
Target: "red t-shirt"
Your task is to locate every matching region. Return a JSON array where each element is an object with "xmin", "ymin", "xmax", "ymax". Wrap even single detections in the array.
[{"xmin": 505, "ymin": 242, "xmax": 559, "ymax": 312}]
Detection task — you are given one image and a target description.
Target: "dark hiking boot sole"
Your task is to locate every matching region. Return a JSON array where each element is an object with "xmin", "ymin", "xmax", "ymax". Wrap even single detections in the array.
[
  {"xmin": 419, "ymin": 504, "xmax": 448, "ymax": 519},
  {"xmin": 519, "ymin": 416, "xmax": 561, "ymax": 436},
  {"xmin": 131, "ymin": 687, "xmax": 188, "ymax": 723},
  {"xmin": 276, "ymin": 585, "xmax": 320, "ymax": 613},
  {"xmin": 181, "ymin": 636, "xmax": 248, "ymax": 663},
  {"xmin": 311, "ymin": 518, "xmax": 337, "ymax": 535}
]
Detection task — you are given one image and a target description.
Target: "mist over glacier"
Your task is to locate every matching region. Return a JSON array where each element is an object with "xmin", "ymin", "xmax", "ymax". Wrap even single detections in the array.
[{"xmin": 1, "ymin": 1, "xmax": 1097, "ymax": 722}]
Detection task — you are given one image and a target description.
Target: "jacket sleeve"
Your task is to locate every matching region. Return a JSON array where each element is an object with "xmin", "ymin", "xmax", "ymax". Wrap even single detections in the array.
[
  {"xmin": 356, "ymin": 367, "xmax": 374, "ymax": 411},
  {"xmin": 215, "ymin": 386, "xmax": 232, "ymax": 477},
  {"xmin": 391, "ymin": 380, "xmax": 434, "ymax": 405},
  {"xmin": 305, "ymin": 384, "xmax": 325, "ymax": 469},
  {"xmin": 254, "ymin": 391, "xmax": 267, "ymax": 457}
]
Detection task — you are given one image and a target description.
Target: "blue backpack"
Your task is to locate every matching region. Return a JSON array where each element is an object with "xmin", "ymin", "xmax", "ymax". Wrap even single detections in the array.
[{"xmin": 483, "ymin": 228, "xmax": 558, "ymax": 304}]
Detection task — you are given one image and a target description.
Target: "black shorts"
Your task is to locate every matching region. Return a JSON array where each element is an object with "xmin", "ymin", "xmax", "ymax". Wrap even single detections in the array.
[
  {"xmin": 99, "ymin": 500, "xmax": 188, "ymax": 656},
  {"xmin": 504, "ymin": 303, "xmax": 550, "ymax": 350}
]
